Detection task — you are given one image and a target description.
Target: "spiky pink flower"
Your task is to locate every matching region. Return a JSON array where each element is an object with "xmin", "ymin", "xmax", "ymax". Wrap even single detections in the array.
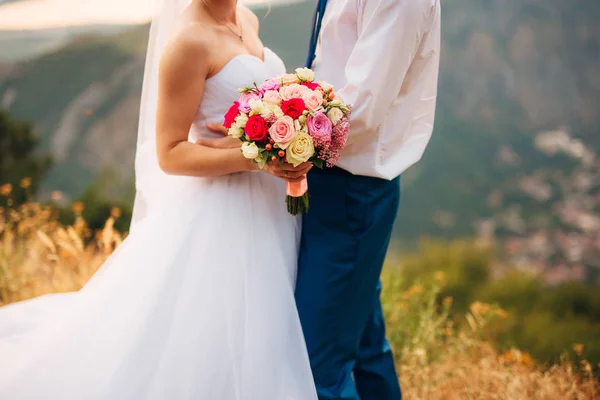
[{"xmin": 326, "ymin": 118, "xmax": 349, "ymax": 167}]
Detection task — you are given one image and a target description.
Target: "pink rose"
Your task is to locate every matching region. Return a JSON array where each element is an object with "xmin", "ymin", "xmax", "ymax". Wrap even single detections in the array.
[
  {"xmin": 238, "ymin": 92, "xmax": 261, "ymax": 113},
  {"xmin": 269, "ymin": 116, "xmax": 297, "ymax": 149},
  {"xmin": 302, "ymin": 90, "xmax": 324, "ymax": 112},
  {"xmin": 306, "ymin": 112, "xmax": 332, "ymax": 149},
  {"xmin": 258, "ymin": 78, "xmax": 281, "ymax": 94},
  {"xmin": 280, "ymin": 83, "xmax": 308, "ymax": 101},
  {"xmin": 263, "ymin": 90, "xmax": 282, "ymax": 105}
]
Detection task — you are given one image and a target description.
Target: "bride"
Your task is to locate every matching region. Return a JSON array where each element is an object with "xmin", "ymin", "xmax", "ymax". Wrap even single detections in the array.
[{"xmin": 0, "ymin": 0, "xmax": 317, "ymax": 398}]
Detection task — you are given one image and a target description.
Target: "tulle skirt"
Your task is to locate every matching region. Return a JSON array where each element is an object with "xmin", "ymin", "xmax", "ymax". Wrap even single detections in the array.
[{"xmin": 0, "ymin": 172, "xmax": 316, "ymax": 399}]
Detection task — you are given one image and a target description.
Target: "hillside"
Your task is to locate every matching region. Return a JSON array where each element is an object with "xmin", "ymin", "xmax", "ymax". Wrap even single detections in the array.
[{"xmin": 0, "ymin": 0, "xmax": 598, "ymax": 272}]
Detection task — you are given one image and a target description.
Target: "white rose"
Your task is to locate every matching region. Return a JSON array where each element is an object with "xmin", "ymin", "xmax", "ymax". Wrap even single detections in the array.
[
  {"xmin": 241, "ymin": 141, "xmax": 259, "ymax": 159},
  {"xmin": 317, "ymin": 80, "xmax": 333, "ymax": 92},
  {"xmin": 279, "ymin": 73, "xmax": 301, "ymax": 85},
  {"xmin": 327, "ymin": 107, "xmax": 344, "ymax": 125},
  {"xmin": 268, "ymin": 104, "xmax": 284, "ymax": 119},
  {"xmin": 228, "ymin": 126, "xmax": 244, "ymax": 138},
  {"xmin": 295, "ymin": 67, "xmax": 315, "ymax": 82},
  {"xmin": 256, "ymin": 104, "xmax": 272, "ymax": 118},
  {"xmin": 329, "ymin": 99, "xmax": 343, "ymax": 107},
  {"xmin": 248, "ymin": 99, "xmax": 265, "ymax": 116},
  {"xmin": 234, "ymin": 113, "xmax": 248, "ymax": 127}
]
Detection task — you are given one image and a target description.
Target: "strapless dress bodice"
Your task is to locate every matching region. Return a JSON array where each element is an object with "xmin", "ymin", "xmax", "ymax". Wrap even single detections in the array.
[{"xmin": 189, "ymin": 47, "xmax": 286, "ymax": 142}]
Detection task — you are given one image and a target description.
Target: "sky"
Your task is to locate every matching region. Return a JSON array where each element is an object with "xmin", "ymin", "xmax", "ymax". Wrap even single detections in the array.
[{"xmin": 0, "ymin": 0, "xmax": 292, "ymax": 30}]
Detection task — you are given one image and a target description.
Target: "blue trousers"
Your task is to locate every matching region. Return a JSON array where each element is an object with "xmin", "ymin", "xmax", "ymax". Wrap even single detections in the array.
[{"xmin": 296, "ymin": 167, "xmax": 402, "ymax": 400}]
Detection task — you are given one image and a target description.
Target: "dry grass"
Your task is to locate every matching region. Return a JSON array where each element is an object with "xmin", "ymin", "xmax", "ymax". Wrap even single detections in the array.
[
  {"xmin": 0, "ymin": 197, "xmax": 598, "ymax": 399},
  {"xmin": 0, "ymin": 199, "xmax": 121, "ymax": 304},
  {"xmin": 400, "ymin": 344, "xmax": 598, "ymax": 400},
  {"xmin": 381, "ymin": 270, "xmax": 599, "ymax": 399}
]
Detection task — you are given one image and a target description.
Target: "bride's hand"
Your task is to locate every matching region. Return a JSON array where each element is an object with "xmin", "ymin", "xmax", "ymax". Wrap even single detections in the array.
[
  {"xmin": 196, "ymin": 136, "xmax": 241, "ymax": 149},
  {"xmin": 200, "ymin": 122, "xmax": 238, "ymax": 149},
  {"xmin": 206, "ymin": 122, "xmax": 228, "ymax": 136},
  {"xmin": 263, "ymin": 162, "xmax": 313, "ymax": 183}
]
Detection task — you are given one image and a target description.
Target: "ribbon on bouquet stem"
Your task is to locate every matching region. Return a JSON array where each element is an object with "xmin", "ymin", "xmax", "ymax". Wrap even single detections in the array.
[
  {"xmin": 286, "ymin": 175, "xmax": 308, "ymax": 198},
  {"xmin": 285, "ymin": 175, "xmax": 309, "ymax": 215}
]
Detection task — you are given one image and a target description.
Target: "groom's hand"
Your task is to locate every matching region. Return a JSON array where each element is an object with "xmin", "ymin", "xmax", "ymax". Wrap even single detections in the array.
[
  {"xmin": 206, "ymin": 122, "xmax": 228, "ymax": 136},
  {"xmin": 263, "ymin": 162, "xmax": 312, "ymax": 183}
]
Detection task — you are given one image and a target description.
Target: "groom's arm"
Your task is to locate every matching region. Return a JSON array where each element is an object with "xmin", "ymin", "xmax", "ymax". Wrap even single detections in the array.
[{"xmin": 336, "ymin": 0, "xmax": 441, "ymax": 146}]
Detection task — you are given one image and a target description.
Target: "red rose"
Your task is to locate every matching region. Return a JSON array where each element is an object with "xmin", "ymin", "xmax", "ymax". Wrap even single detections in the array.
[
  {"xmin": 244, "ymin": 115, "xmax": 268, "ymax": 142},
  {"xmin": 223, "ymin": 101, "xmax": 240, "ymax": 129},
  {"xmin": 281, "ymin": 98, "xmax": 307, "ymax": 119},
  {"xmin": 301, "ymin": 81, "xmax": 321, "ymax": 91}
]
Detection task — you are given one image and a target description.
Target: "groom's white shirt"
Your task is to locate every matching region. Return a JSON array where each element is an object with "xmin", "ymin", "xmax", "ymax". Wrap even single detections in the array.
[{"xmin": 313, "ymin": 0, "xmax": 441, "ymax": 180}]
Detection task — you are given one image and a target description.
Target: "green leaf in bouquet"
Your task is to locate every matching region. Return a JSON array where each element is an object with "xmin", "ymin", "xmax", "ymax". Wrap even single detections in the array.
[
  {"xmin": 237, "ymin": 86, "xmax": 258, "ymax": 93},
  {"xmin": 312, "ymin": 158, "xmax": 325, "ymax": 170},
  {"xmin": 254, "ymin": 153, "xmax": 267, "ymax": 169}
]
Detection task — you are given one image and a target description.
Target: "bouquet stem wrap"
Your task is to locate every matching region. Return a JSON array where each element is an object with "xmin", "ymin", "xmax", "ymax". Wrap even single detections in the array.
[{"xmin": 286, "ymin": 176, "xmax": 309, "ymax": 215}]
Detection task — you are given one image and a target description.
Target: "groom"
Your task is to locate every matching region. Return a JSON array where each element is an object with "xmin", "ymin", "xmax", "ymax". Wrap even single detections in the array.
[{"xmin": 295, "ymin": 1, "xmax": 441, "ymax": 399}]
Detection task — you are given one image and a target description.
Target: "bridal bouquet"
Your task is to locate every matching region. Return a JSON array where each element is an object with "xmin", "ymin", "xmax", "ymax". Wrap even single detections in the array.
[{"xmin": 223, "ymin": 67, "xmax": 351, "ymax": 215}]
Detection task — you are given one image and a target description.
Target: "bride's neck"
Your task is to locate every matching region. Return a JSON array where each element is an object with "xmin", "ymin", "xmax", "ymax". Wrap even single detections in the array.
[{"xmin": 201, "ymin": 0, "xmax": 239, "ymax": 23}]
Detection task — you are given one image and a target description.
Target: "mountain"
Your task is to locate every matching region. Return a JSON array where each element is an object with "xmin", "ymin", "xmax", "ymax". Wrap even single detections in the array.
[
  {"xmin": 0, "ymin": 25, "xmax": 134, "ymax": 62},
  {"xmin": 0, "ymin": 0, "xmax": 598, "ymax": 271}
]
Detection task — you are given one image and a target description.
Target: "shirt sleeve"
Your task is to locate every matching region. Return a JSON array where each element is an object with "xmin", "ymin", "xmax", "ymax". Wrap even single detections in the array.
[{"xmin": 336, "ymin": 0, "xmax": 441, "ymax": 146}]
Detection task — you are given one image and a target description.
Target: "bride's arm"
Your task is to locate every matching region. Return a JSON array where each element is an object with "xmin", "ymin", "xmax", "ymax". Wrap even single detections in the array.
[{"xmin": 155, "ymin": 27, "xmax": 254, "ymax": 177}]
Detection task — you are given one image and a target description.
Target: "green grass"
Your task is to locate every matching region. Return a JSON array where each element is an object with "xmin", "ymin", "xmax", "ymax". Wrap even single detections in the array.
[{"xmin": 392, "ymin": 239, "xmax": 600, "ymax": 366}]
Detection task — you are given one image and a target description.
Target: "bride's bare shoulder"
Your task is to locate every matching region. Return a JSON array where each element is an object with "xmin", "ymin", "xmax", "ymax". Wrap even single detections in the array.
[
  {"xmin": 165, "ymin": 22, "xmax": 214, "ymax": 60},
  {"xmin": 160, "ymin": 22, "xmax": 214, "ymax": 77}
]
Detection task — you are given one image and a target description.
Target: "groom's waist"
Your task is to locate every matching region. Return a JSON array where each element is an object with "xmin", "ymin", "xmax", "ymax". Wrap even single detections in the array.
[
  {"xmin": 332, "ymin": 130, "xmax": 432, "ymax": 180},
  {"xmin": 310, "ymin": 165, "xmax": 396, "ymax": 185}
]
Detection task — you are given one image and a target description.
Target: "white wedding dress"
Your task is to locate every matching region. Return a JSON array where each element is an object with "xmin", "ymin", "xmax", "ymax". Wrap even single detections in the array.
[{"xmin": 0, "ymin": 48, "xmax": 317, "ymax": 399}]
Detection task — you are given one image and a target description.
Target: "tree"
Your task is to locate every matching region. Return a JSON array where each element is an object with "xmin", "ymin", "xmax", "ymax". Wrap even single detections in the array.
[{"xmin": 0, "ymin": 110, "xmax": 52, "ymax": 205}]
